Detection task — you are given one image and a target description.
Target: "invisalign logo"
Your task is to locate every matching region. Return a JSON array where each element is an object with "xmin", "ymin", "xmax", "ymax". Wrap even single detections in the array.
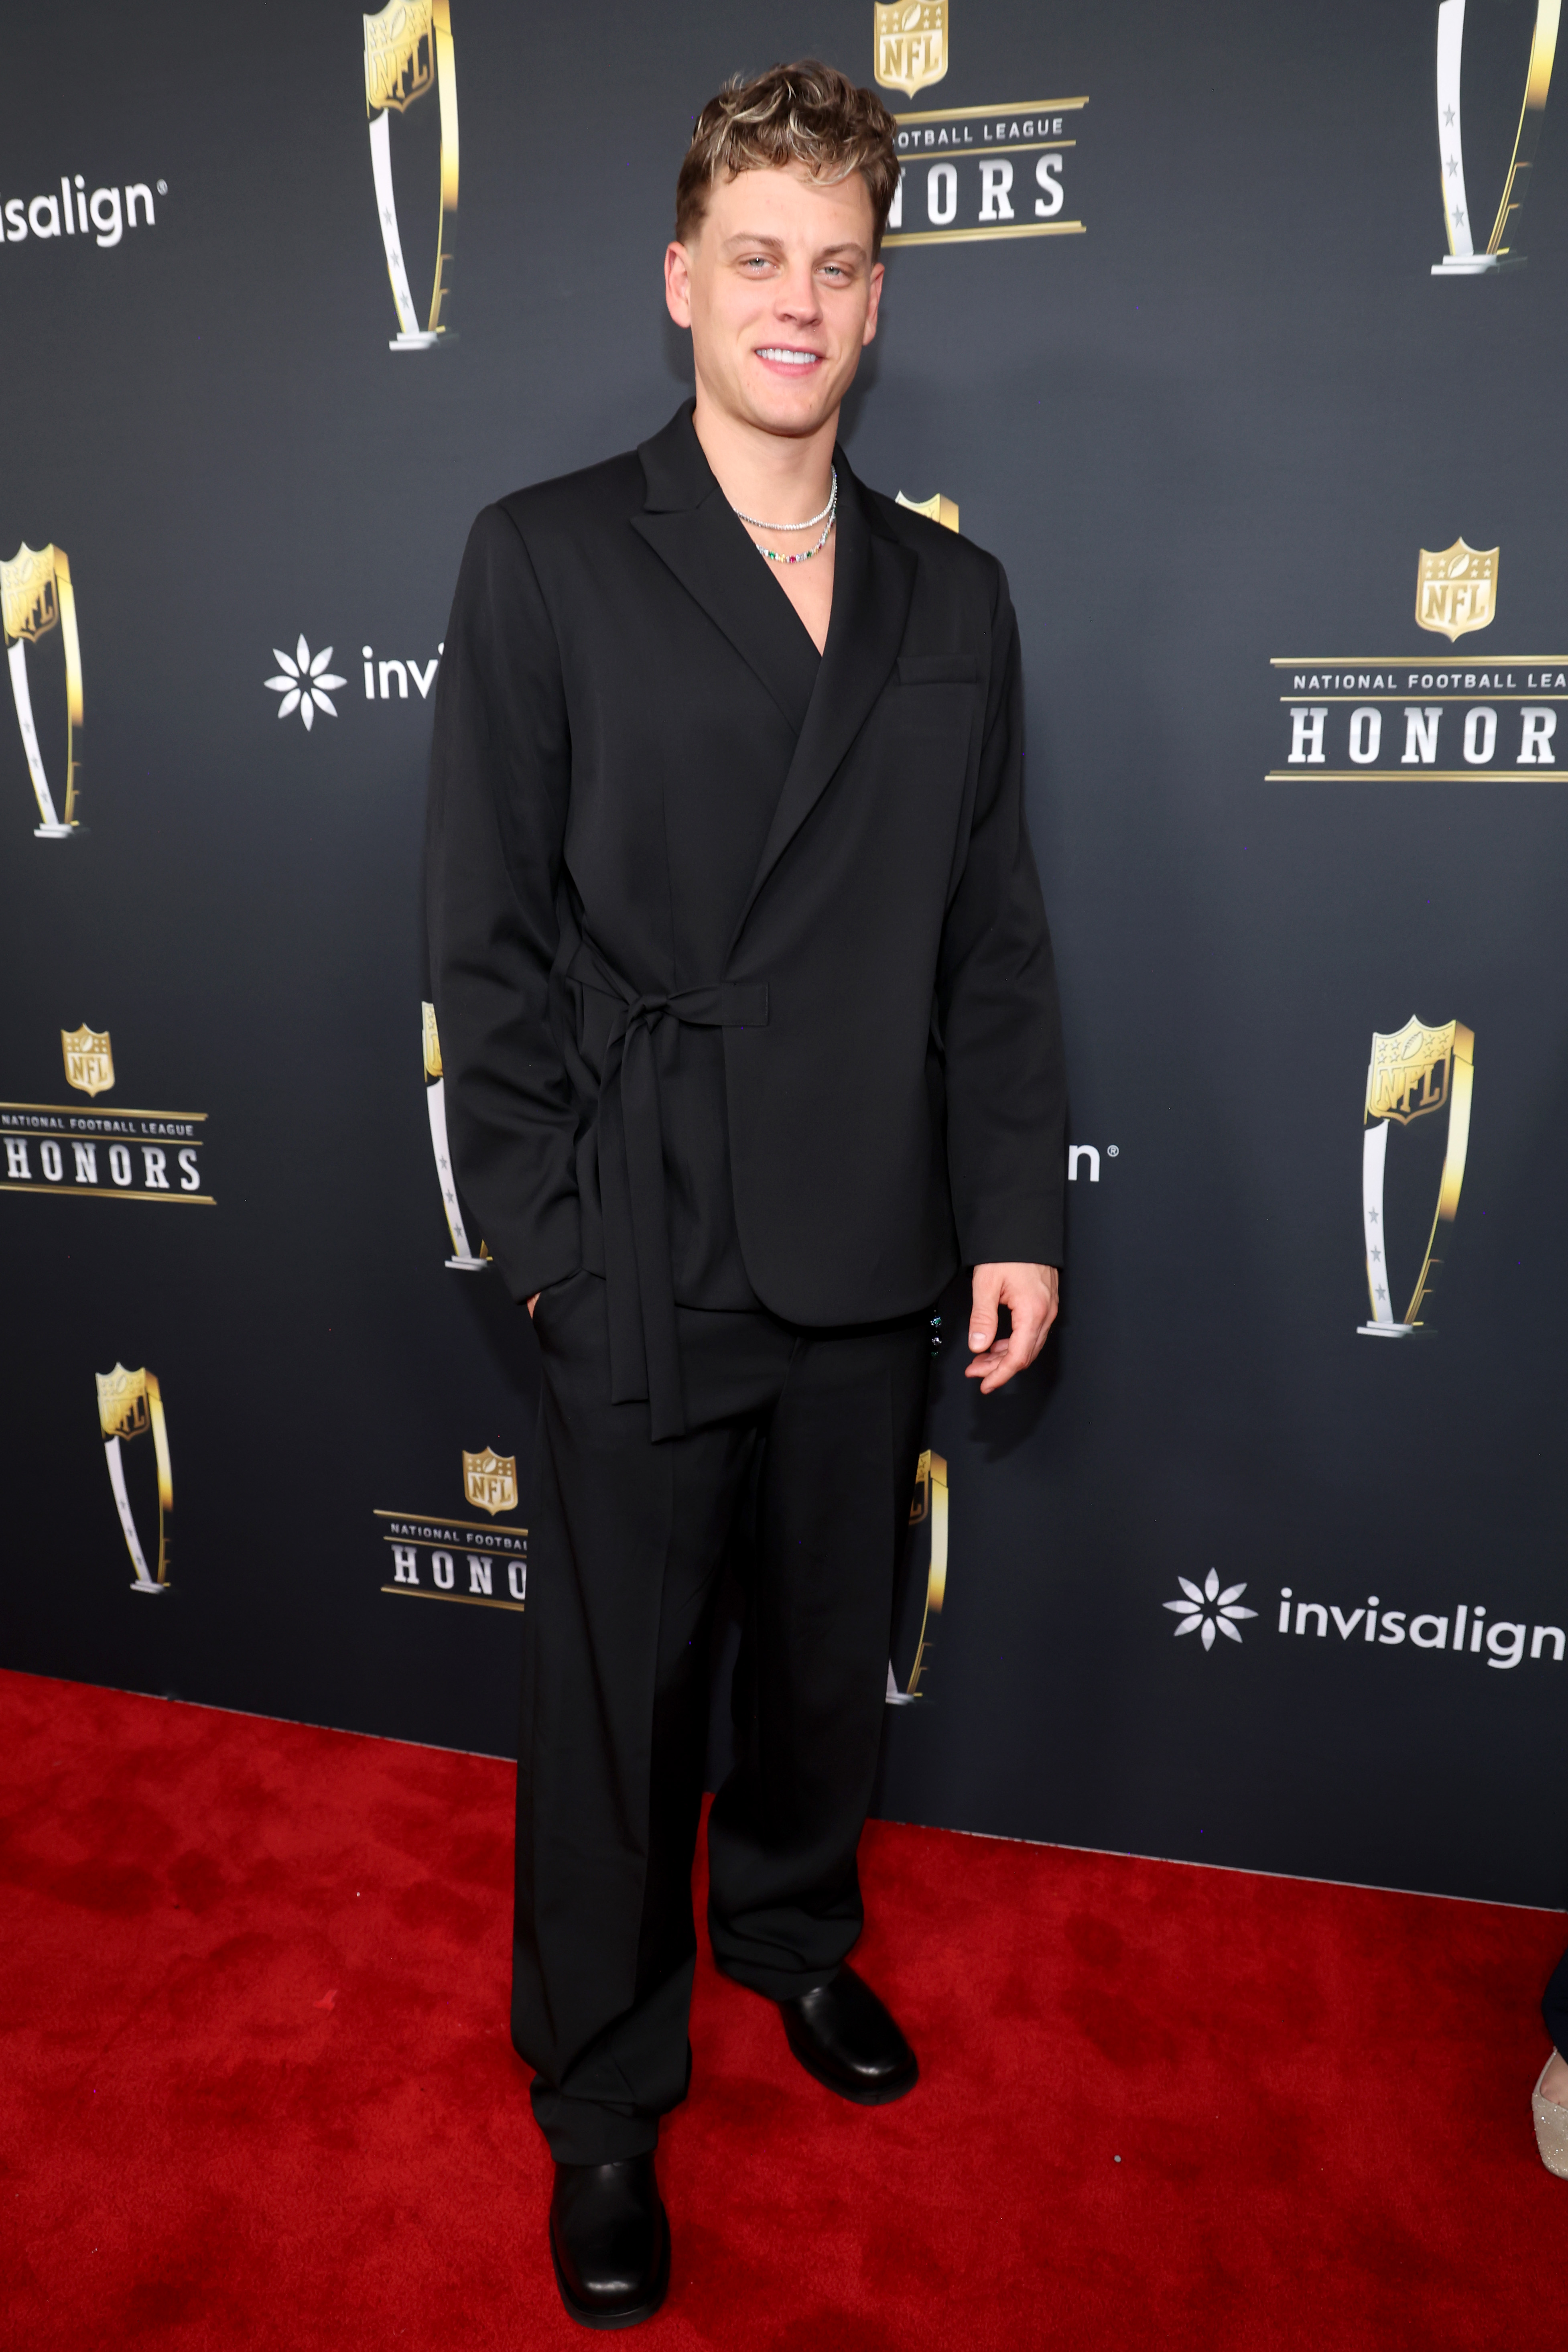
[
  {"xmin": 1276, "ymin": 1588, "xmax": 1565, "ymax": 1671},
  {"xmin": 0, "ymin": 176, "xmax": 166, "ymax": 249}
]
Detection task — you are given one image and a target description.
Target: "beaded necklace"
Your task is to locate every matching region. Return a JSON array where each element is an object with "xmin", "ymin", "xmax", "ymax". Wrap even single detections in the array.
[{"xmin": 735, "ymin": 469, "xmax": 838, "ymax": 567}]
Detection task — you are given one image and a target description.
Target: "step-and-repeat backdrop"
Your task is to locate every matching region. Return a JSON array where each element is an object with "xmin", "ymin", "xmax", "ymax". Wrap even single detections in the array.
[{"xmin": 6, "ymin": 0, "xmax": 1567, "ymax": 1909}]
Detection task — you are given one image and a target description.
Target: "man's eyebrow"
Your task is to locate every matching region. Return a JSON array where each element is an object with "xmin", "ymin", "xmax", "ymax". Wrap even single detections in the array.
[{"xmin": 719, "ymin": 233, "xmax": 869, "ymax": 261}]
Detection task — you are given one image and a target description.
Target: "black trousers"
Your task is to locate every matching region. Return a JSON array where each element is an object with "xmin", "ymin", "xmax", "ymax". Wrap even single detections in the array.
[{"xmin": 512, "ymin": 1268, "xmax": 931, "ymax": 2163}]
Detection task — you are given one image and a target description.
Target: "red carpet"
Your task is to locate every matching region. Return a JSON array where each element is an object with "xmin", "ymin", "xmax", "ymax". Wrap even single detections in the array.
[{"xmin": 1, "ymin": 1669, "xmax": 1563, "ymax": 2350}]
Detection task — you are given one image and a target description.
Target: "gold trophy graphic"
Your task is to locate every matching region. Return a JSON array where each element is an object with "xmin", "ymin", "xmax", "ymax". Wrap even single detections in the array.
[
  {"xmin": 95, "ymin": 1364, "xmax": 173, "ymax": 1592},
  {"xmin": 2, "ymin": 543, "xmax": 82, "ymax": 837},
  {"xmin": 887, "ymin": 1448, "xmax": 948, "ymax": 1703},
  {"xmin": 1433, "ymin": 0, "xmax": 1558, "ymax": 273},
  {"xmin": 1358, "ymin": 1018, "xmax": 1475, "ymax": 1338},
  {"xmin": 365, "ymin": 0, "xmax": 459, "ymax": 350},
  {"xmin": 895, "ymin": 490, "xmax": 961, "ymax": 533},
  {"xmin": 422, "ymin": 1002, "xmax": 485, "ymax": 1268}
]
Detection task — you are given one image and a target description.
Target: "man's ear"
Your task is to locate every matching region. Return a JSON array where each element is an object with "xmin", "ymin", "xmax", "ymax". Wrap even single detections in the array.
[
  {"xmin": 862, "ymin": 259, "xmax": 885, "ymax": 347},
  {"xmin": 664, "ymin": 240, "xmax": 693, "ymax": 329}
]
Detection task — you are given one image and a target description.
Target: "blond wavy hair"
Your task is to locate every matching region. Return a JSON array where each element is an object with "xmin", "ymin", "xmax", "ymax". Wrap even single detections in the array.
[{"xmin": 676, "ymin": 61, "xmax": 901, "ymax": 251}]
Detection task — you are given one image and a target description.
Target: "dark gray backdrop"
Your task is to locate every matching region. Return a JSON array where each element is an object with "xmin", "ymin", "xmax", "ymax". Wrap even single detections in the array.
[{"xmin": 5, "ymin": 0, "xmax": 1566, "ymax": 1909}]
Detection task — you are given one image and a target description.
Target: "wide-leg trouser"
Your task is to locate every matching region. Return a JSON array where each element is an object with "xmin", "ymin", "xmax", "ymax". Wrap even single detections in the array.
[{"xmin": 512, "ymin": 1268, "xmax": 931, "ymax": 2163}]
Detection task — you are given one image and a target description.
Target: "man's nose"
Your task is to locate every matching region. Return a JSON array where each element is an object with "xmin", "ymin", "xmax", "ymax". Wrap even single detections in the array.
[{"xmin": 775, "ymin": 266, "xmax": 821, "ymax": 319}]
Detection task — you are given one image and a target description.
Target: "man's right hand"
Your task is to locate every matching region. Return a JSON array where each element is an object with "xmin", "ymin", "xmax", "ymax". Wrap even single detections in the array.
[{"xmin": 527, "ymin": 1294, "xmax": 540, "ymax": 1318}]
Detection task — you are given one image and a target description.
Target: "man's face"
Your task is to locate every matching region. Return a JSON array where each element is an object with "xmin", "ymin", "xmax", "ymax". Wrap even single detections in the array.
[{"xmin": 665, "ymin": 163, "xmax": 884, "ymax": 440}]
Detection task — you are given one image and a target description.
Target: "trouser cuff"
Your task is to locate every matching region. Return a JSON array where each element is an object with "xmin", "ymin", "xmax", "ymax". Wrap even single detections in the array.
[
  {"xmin": 710, "ymin": 1952, "xmax": 845, "ymax": 2004},
  {"xmin": 530, "ymin": 2084, "xmax": 661, "ymax": 2167}
]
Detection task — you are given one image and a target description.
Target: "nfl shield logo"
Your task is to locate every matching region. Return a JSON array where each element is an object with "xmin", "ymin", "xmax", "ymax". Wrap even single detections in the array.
[
  {"xmin": 62, "ymin": 1024, "xmax": 114, "ymax": 1096},
  {"xmin": 364, "ymin": 0, "xmax": 436, "ymax": 114},
  {"xmin": 1365, "ymin": 1016, "xmax": 1458, "ymax": 1126},
  {"xmin": 1, "ymin": 544, "xmax": 61, "ymax": 646},
  {"xmin": 463, "ymin": 1447, "xmax": 517, "ymax": 1516},
  {"xmin": 96, "ymin": 1364, "xmax": 149, "ymax": 1442},
  {"xmin": 874, "ymin": 1, "xmax": 949, "ymax": 98},
  {"xmin": 1415, "ymin": 540, "xmax": 1498, "ymax": 641}
]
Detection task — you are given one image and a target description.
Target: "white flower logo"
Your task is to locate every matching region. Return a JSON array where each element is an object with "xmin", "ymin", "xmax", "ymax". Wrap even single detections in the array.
[
  {"xmin": 1164, "ymin": 1568, "xmax": 1258, "ymax": 1651},
  {"xmin": 266, "ymin": 636, "xmax": 346, "ymax": 732}
]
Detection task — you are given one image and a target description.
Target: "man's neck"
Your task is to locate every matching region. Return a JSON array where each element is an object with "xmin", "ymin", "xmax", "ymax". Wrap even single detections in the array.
[{"xmin": 690, "ymin": 390, "xmax": 838, "ymax": 526}]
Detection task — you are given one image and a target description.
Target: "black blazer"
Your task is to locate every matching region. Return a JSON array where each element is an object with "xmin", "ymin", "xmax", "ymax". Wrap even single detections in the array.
[{"xmin": 426, "ymin": 405, "xmax": 1066, "ymax": 1437}]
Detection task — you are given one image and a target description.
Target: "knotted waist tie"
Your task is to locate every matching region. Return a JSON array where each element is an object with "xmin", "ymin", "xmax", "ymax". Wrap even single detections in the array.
[{"xmin": 567, "ymin": 941, "xmax": 769, "ymax": 1441}]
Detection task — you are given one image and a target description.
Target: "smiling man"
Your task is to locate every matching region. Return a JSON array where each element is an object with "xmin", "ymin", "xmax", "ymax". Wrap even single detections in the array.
[{"xmin": 426, "ymin": 61, "xmax": 1066, "ymax": 2328}]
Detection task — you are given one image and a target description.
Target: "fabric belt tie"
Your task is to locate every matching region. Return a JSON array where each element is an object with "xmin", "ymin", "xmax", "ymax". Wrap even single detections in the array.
[{"xmin": 567, "ymin": 941, "xmax": 769, "ymax": 1441}]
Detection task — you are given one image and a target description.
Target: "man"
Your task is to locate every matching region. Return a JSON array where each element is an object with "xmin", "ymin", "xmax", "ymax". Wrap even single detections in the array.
[{"xmin": 426, "ymin": 60, "xmax": 1065, "ymax": 2329}]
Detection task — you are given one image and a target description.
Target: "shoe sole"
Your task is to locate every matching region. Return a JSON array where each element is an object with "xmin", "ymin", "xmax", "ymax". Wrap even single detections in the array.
[
  {"xmin": 549, "ymin": 2210, "xmax": 671, "ymax": 2332},
  {"xmin": 782, "ymin": 2023, "xmax": 920, "ymax": 2107}
]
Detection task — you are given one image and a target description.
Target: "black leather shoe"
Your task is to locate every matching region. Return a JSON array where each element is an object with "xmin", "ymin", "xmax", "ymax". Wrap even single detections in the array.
[
  {"xmin": 548, "ymin": 2155, "xmax": 670, "ymax": 2331},
  {"xmin": 778, "ymin": 1962, "xmax": 918, "ymax": 2105}
]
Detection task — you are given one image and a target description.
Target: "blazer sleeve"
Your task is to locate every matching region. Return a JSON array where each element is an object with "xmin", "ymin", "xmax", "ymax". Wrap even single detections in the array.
[
  {"xmin": 936, "ymin": 562, "xmax": 1067, "ymax": 1268},
  {"xmin": 424, "ymin": 502, "xmax": 581, "ymax": 1301}
]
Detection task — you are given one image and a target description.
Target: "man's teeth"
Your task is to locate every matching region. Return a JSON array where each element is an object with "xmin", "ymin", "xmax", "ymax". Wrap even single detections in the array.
[{"xmin": 757, "ymin": 348, "xmax": 819, "ymax": 366}]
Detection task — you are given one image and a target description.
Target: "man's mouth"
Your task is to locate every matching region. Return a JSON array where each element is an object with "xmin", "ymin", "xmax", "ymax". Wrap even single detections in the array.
[{"xmin": 755, "ymin": 346, "xmax": 822, "ymax": 368}]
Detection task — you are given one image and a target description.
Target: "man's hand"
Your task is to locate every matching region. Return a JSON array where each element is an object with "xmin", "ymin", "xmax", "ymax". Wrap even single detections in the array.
[
  {"xmin": 527, "ymin": 1294, "xmax": 539, "ymax": 1318},
  {"xmin": 965, "ymin": 1263, "xmax": 1059, "ymax": 1393}
]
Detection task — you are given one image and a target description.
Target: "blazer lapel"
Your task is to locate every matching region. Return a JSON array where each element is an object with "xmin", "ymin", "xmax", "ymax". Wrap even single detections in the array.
[
  {"xmin": 733, "ymin": 457, "xmax": 916, "ymax": 938},
  {"xmin": 631, "ymin": 407, "xmax": 820, "ymax": 736}
]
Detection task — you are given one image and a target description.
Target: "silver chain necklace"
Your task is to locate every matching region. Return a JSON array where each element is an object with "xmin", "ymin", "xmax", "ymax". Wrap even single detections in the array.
[
  {"xmin": 730, "ymin": 468, "xmax": 837, "ymax": 532},
  {"xmin": 738, "ymin": 471, "xmax": 839, "ymax": 567}
]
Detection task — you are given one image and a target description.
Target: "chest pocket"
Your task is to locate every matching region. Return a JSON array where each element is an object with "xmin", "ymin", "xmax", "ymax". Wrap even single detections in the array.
[{"xmin": 884, "ymin": 653, "xmax": 982, "ymax": 760}]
